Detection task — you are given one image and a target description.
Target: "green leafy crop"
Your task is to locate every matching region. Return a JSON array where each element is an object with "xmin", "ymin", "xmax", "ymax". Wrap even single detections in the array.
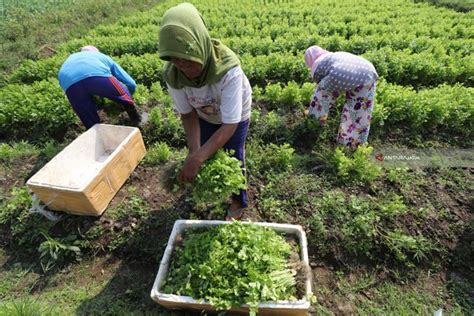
[
  {"xmin": 162, "ymin": 222, "xmax": 297, "ymax": 314},
  {"xmin": 332, "ymin": 144, "xmax": 382, "ymax": 183},
  {"xmin": 144, "ymin": 141, "xmax": 171, "ymax": 165},
  {"xmin": 192, "ymin": 150, "xmax": 247, "ymax": 210}
]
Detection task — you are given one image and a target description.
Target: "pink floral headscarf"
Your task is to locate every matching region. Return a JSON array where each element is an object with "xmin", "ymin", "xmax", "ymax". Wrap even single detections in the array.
[
  {"xmin": 81, "ymin": 45, "xmax": 99, "ymax": 52},
  {"xmin": 304, "ymin": 45, "xmax": 331, "ymax": 77}
]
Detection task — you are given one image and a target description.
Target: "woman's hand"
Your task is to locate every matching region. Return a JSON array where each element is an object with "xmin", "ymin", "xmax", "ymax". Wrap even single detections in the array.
[
  {"xmin": 319, "ymin": 116, "xmax": 328, "ymax": 126},
  {"xmin": 178, "ymin": 123, "xmax": 237, "ymax": 183},
  {"xmin": 305, "ymin": 108, "xmax": 327, "ymax": 126},
  {"xmin": 179, "ymin": 153, "xmax": 204, "ymax": 183}
]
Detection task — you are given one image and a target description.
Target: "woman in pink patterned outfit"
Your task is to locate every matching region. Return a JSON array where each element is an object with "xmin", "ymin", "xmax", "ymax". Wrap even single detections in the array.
[{"xmin": 304, "ymin": 45, "xmax": 378, "ymax": 147}]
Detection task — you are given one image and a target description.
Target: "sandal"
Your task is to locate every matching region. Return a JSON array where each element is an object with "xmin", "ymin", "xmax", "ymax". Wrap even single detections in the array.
[{"xmin": 225, "ymin": 207, "xmax": 245, "ymax": 221}]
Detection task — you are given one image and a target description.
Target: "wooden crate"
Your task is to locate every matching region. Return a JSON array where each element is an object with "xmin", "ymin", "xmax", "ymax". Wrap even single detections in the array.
[
  {"xmin": 151, "ymin": 220, "xmax": 313, "ymax": 315},
  {"xmin": 27, "ymin": 124, "xmax": 146, "ymax": 216}
]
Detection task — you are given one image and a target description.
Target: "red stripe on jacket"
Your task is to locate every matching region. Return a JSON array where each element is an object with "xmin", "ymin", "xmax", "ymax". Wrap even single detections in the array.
[{"xmin": 109, "ymin": 77, "xmax": 135, "ymax": 105}]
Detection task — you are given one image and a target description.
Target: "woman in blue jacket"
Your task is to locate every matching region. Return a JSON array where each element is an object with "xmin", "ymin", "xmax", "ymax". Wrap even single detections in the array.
[{"xmin": 58, "ymin": 45, "xmax": 144, "ymax": 129}]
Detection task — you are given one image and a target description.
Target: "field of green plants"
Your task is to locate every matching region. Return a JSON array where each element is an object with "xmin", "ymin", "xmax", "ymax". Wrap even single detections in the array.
[{"xmin": 0, "ymin": 0, "xmax": 472, "ymax": 315}]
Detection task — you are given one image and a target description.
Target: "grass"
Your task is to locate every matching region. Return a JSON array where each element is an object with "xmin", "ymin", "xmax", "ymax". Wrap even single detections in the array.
[
  {"xmin": 1, "ymin": 247, "xmax": 467, "ymax": 315},
  {"xmin": 0, "ymin": 298, "xmax": 59, "ymax": 316},
  {"xmin": 1, "ymin": 0, "xmax": 81, "ymax": 17},
  {"xmin": 357, "ymin": 282, "xmax": 464, "ymax": 315},
  {"xmin": 0, "ymin": 249, "xmax": 168, "ymax": 315},
  {"xmin": 0, "ymin": 251, "xmax": 39, "ymax": 300},
  {"xmin": 311, "ymin": 269, "xmax": 466, "ymax": 315},
  {"xmin": 0, "ymin": 141, "xmax": 39, "ymax": 163},
  {"xmin": 0, "ymin": 0, "xmax": 163, "ymax": 78}
]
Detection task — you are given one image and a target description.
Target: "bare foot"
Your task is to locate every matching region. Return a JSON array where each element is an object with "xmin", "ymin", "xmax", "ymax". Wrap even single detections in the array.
[{"xmin": 225, "ymin": 200, "xmax": 245, "ymax": 221}]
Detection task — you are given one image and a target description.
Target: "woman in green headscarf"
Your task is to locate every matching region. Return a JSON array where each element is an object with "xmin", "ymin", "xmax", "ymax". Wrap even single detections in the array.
[{"xmin": 159, "ymin": 2, "xmax": 252, "ymax": 220}]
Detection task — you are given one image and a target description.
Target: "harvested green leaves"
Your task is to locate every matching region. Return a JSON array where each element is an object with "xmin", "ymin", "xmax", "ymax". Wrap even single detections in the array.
[
  {"xmin": 192, "ymin": 149, "xmax": 247, "ymax": 209},
  {"xmin": 162, "ymin": 222, "xmax": 297, "ymax": 313}
]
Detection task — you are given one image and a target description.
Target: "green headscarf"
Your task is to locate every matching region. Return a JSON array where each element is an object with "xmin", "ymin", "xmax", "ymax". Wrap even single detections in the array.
[{"xmin": 158, "ymin": 2, "xmax": 240, "ymax": 89}]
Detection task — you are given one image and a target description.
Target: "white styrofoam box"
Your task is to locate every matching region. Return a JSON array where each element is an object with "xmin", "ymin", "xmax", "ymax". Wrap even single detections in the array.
[
  {"xmin": 27, "ymin": 124, "xmax": 146, "ymax": 216},
  {"xmin": 151, "ymin": 220, "xmax": 312, "ymax": 316}
]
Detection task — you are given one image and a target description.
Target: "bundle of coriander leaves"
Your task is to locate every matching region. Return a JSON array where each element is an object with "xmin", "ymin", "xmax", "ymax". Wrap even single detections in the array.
[
  {"xmin": 192, "ymin": 149, "xmax": 247, "ymax": 211},
  {"xmin": 162, "ymin": 221, "xmax": 297, "ymax": 314}
]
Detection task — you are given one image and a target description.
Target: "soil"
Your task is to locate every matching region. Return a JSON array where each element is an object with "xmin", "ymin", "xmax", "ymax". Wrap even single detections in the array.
[
  {"xmin": 0, "ymin": 155, "xmax": 39, "ymax": 193},
  {"xmin": 111, "ymin": 164, "xmax": 175, "ymax": 211},
  {"xmin": 1, "ymin": 145, "xmax": 472, "ymax": 315}
]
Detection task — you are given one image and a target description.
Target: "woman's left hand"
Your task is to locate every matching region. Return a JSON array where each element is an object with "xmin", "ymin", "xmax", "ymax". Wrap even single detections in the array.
[{"xmin": 179, "ymin": 153, "xmax": 204, "ymax": 183}]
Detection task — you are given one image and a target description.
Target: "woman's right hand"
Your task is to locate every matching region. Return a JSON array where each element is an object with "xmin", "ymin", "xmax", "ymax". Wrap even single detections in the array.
[
  {"xmin": 178, "ymin": 153, "xmax": 204, "ymax": 183},
  {"xmin": 305, "ymin": 109, "xmax": 328, "ymax": 126},
  {"xmin": 319, "ymin": 116, "xmax": 328, "ymax": 126}
]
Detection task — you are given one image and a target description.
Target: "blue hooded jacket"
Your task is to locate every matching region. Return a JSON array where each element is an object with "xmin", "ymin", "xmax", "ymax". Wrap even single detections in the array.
[{"xmin": 58, "ymin": 51, "xmax": 136, "ymax": 93}]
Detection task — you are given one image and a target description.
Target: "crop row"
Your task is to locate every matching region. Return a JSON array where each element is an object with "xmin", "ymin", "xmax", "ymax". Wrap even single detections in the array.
[
  {"xmin": 7, "ymin": 0, "xmax": 470, "ymax": 90},
  {"xmin": 9, "ymin": 48, "xmax": 472, "ymax": 89},
  {"xmin": 2, "ymin": 0, "xmax": 472, "ymax": 144},
  {"xmin": 8, "ymin": 53, "xmax": 164, "ymax": 86},
  {"xmin": 114, "ymin": 0, "xmax": 472, "ymax": 44},
  {"xmin": 253, "ymin": 80, "xmax": 474, "ymax": 141},
  {"xmin": 1, "ymin": 78, "xmax": 471, "ymax": 142},
  {"xmin": 0, "ymin": 78, "xmax": 151, "ymax": 140},
  {"xmin": 57, "ymin": 24, "xmax": 472, "ymax": 60}
]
